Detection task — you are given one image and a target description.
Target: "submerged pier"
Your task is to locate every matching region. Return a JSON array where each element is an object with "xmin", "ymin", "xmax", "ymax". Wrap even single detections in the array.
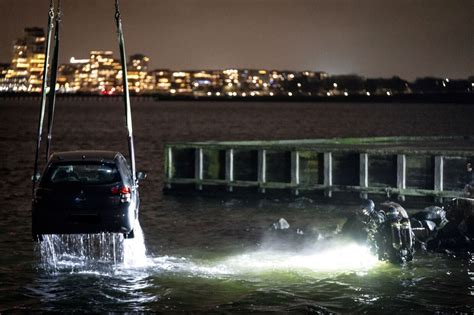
[{"xmin": 163, "ymin": 136, "xmax": 474, "ymax": 202}]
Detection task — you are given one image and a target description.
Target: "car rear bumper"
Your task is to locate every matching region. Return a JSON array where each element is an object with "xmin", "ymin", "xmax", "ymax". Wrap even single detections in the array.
[{"xmin": 32, "ymin": 205, "xmax": 137, "ymax": 236}]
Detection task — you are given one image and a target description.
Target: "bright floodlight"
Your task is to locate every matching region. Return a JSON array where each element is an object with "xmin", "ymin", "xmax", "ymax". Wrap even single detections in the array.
[{"xmin": 218, "ymin": 243, "xmax": 381, "ymax": 274}]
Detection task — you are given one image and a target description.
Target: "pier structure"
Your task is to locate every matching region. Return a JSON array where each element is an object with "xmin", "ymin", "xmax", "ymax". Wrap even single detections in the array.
[{"xmin": 163, "ymin": 136, "xmax": 474, "ymax": 202}]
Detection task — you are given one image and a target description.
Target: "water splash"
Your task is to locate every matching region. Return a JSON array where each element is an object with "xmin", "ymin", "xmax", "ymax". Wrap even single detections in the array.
[
  {"xmin": 36, "ymin": 220, "xmax": 149, "ymax": 273},
  {"xmin": 123, "ymin": 220, "xmax": 151, "ymax": 268}
]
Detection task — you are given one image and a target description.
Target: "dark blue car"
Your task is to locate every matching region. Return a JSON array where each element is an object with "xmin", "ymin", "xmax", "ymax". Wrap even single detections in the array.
[{"xmin": 32, "ymin": 150, "xmax": 143, "ymax": 241}]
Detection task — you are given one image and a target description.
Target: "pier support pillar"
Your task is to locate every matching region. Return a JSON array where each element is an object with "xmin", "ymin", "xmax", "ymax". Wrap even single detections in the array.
[
  {"xmin": 166, "ymin": 147, "xmax": 173, "ymax": 189},
  {"xmin": 195, "ymin": 148, "xmax": 203, "ymax": 190},
  {"xmin": 324, "ymin": 152, "xmax": 333, "ymax": 197},
  {"xmin": 435, "ymin": 156, "xmax": 444, "ymax": 203},
  {"xmin": 225, "ymin": 149, "xmax": 234, "ymax": 192},
  {"xmin": 359, "ymin": 153, "xmax": 369, "ymax": 199},
  {"xmin": 258, "ymin": 149, "xmax": 267, "ymax": 193},
  {"xmin": 397, "ymin": 154, "xmax": 406, "ymax": 201},
  {"xmin": 291, "ymin": 151, "xmax": 300, "ymax": 195}
]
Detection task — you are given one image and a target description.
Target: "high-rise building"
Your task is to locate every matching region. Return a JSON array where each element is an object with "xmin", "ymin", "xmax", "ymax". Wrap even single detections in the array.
[
  {"xmin": 0, "ymin": 27, "xmax": 46, "ymax": 92},
  {"xmin": 72, "ymin": 51, "xmax": 120, "ymax": 93},
  {"xmin": 127, "ymin": 54, "xmax": 153, "ymax": 93}
]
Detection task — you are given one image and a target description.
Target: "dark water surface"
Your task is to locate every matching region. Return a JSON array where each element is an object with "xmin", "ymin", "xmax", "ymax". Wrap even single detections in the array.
[{"xmin": 1, "ymin": 98, "xmax": 473, "ymax": 313}]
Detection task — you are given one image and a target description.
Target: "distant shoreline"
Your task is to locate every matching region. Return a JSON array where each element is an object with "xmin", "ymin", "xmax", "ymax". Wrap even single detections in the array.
[{"xmin": 0, "ymin": 92, "xmax": 473, "ymax": 104}]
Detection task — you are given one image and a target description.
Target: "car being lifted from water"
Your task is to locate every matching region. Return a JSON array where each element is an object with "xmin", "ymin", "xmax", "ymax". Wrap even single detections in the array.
[{"xmin": 32, "ymin": 151, "xmax": 144, "ymax": 241}]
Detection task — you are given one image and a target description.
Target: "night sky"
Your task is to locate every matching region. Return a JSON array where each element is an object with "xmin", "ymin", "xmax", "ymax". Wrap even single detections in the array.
[{"xmin": 0, "ymin": 0, "xmax": 472, "ymax": 80}]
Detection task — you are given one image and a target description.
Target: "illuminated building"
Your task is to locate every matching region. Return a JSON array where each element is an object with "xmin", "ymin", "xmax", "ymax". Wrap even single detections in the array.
[
  {"xmin": 0, "ymin": 64, "xmax": 10, "ymax": 92},
  {"xmin": 226, "ymin": 69, "xmax": 273, "ymax": 96},
  {"xmin": 0, "ymin": 64, "xmax": 8, "ymax": 77},
  {"xmin": 0, "ymin": 27, "xmax": 45, "ymax": 92},
  {"xmin": 192, "ymin": 70, "xmax": 223, "ymax": 96},
  {"xmin": 91, "ymin": 51, "xmax": 120, "ymax": 93},
  {"xmin": 72, "ymin": 51, "xmax": 120, "ymax": 93},
  {"xmin": 57, "ymin": 64, "xmax": 81, "ymax": 93},
  {"xmin": 127, "ymin": 54, "xmax": 153, "ymax": 93},
  {"xmin": 170, "ymin": 71, "xmax": 192, "ymax": 95},
  {"xmin": 151, "ymin": 69, "xmax": 172, "ymax": 93}
]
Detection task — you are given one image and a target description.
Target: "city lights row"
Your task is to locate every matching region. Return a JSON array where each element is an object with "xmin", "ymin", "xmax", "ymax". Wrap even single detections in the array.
[{"xmin": 1, "ymin": 28, "xmax": 473, "ymax": 96}]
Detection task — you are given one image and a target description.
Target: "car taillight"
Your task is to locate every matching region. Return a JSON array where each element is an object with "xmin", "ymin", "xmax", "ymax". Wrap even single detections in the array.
[
  {"xmin": 111, "ymin": 185, "xmax": 130, "ymax": 194},
  {"xmin": 111, "ymin": 185, "xmax": 131, "ymax": 202}
]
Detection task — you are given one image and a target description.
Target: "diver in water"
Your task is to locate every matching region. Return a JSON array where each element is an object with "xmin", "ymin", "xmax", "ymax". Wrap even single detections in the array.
[
  {"xmin": 410, "ymin": 206, "xmax": 448, "ymax": 251},
  {"xmin": 341, "ymin": 199, "xmax": 385, "ymax": 252},
  {"xmin": 375, "ymin": 205, "xmax": 414, "ymax": 263},
  {"xmin": 341, "ymin": 200, "xmax": 415, "ymax": 263},
  {"xmin": 426, "ymin": 198, "xmax": 474, "ymax": 253},
  {"xmin": 381, "ymin": 199, "xmax": 473, "ymax": 254}
]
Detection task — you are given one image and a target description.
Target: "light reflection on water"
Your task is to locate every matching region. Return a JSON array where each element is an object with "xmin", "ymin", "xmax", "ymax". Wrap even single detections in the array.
[
  {"xmin": 36, "ymin": 221, "xmax": 380, "ymax": 277},
  {"xmin": 215, "ymin": 243, "xmax": 381, "ymax": 274},
  {"xmin": 25, "ymin": 211, "xmax": 473, "ymax": 313},
  {"xmin": 31, "ymin": 223, "xmax": 388, "ymax": 312}
]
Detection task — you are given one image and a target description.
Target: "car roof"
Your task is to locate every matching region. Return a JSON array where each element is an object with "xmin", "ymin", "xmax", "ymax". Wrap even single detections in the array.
[{"xmin": 48, "ymin": 150, "xmax": 123, "ymax": 163}]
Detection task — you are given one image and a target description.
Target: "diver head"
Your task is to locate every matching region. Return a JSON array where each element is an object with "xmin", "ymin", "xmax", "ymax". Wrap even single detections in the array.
[
  {"xmin": 386, "ymin": 206, "xmax": 400, "ymax": 222},
  {"xmin": 360, "ymin": 199, "xmax": 375, "ymax": 216},
  {"xmin": 356, "ymin": 199, "xmax": 375, "ymax": 223}
]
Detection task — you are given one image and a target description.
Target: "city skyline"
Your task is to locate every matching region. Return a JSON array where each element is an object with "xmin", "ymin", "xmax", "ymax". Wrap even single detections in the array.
[
  {"xmin": 0, "ymin": 27, "xmax": 472, "ymax": 96},
  {"xmin": 0, "ymin": 0, "xmax": 473, "ymax": 81}
]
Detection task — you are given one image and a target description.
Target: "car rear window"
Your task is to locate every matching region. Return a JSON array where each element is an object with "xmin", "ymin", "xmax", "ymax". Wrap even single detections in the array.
[{"xmin": 46, "ymin": 162, "xmax": 121, "ymax": 185}]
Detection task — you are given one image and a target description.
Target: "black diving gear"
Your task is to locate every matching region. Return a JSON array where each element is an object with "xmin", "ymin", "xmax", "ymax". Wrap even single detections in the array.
[
  {"xmin": 427, "ymin": 198, "xmax": 474, "ymax": 252},
  {"xmin": 410, "ymin": 206, "xmax": 447, "ymax": 250},
  {"xmin": 341, "ymin": 199, "xmax": 384, "ymax": 246},
  {"xmin": 376, "ymin": 206, "xmax": 414, "ymax": 263}
]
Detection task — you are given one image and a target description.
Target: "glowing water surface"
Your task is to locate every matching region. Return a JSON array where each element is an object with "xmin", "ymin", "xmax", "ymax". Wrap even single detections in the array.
[
  {"xmin": 31, "ymin": 222, "xmax": 387, "ymax": 312},
  {"xmin": 37, "ymin": 220, "xmax": 380, "ymax": 276},
  {"xmin": 28, "ymin": 211, "xmax": 472, "ymax": 313}
]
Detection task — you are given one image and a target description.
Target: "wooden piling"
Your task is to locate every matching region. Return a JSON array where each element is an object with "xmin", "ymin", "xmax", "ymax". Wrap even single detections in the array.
[
  {"xmin": 435, "ymin": 156, "xmax": 444, "ymax": 203},
  {"xmin": 360, "ymin": 153, "xmax": 369, "ymax": 199},
  {"xmin": 195, "ymin": 148, "xmax": 203, "ymax": 190},
  {"xmin": 291, "ymin": 151, "xmax": 300, "ymax": 195},
  {"xmin": 258, "ymin": 149, "xmax": 267, "ymax": 193},
  {"xmin": 324, "ymin": 152, "xmax": 333, "ymax": 197},
  {"xmin": 166, "ymin": 146, "xmax": 173, "ymax": 188},
  {"xmin": 225, "ymin": 149, "xmax": 234, "ymax": 192},
  {"xmin": 397, "ymin": 154, "xmax": 406, "ymax": 201}
]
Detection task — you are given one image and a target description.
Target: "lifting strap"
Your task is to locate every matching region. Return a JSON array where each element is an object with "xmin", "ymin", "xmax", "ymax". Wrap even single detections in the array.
[
  {"xmin": 32, "ymin": 0, "xmax": 137, "ymax": 199},
  {"xmin": 45, "ymin": 0, "xmax": 61, "ymax": 161},
  {"xmin": 32, "ymin": 0, "xmax": 55, "ymax": 197},
  {"xmin": 115, "ymin": 0, "xmax": 137, "ymax": 185}
]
